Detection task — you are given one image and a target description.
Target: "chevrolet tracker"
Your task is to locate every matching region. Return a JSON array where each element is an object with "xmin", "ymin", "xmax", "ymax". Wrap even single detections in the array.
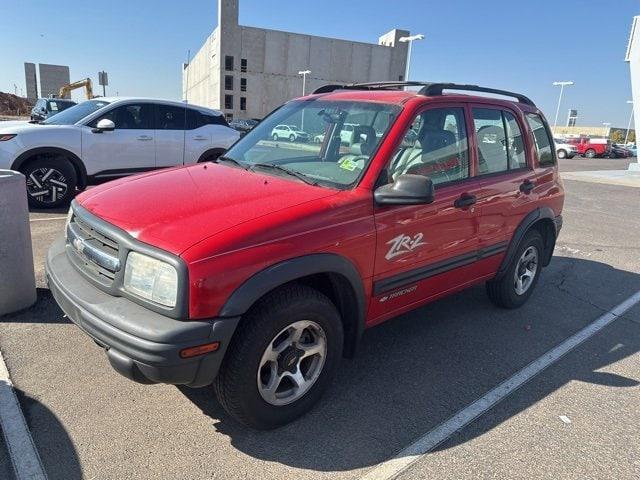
[{"xmin": 46, "ymin": 82, "xmax": 564, "ymax": 429}]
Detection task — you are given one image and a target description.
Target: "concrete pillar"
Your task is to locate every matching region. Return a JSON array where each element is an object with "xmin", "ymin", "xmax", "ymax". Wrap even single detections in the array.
[{"xmin": 0, "ymin": 170, "xmax": 37, "ymax": 315}]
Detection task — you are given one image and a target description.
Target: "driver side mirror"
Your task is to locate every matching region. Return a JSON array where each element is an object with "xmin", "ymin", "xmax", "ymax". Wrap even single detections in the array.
[
  {"xmin": 92, "ymin": 118, "xmax": 115, "ymax": 133},
  {"xmin": 374, "ymin": 174, "xmax": 435, "ymax": 205}
]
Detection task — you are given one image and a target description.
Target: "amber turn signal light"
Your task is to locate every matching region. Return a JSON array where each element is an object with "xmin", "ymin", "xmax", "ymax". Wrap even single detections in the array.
[{"xmin": 179, "ymin": 342, "xmax": 220, "ymax": 359}]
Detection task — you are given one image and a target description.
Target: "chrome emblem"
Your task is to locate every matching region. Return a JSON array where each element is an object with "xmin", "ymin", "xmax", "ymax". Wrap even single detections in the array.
[{"xmin": 73, "ymin": 238, "xmax": 85, "ymax": 255}]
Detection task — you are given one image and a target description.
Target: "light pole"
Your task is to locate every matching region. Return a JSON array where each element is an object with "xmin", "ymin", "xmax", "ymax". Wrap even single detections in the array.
[
  {"xmin": 624, "ymin": 100, "xmax": 634, "ymax": 144},
  {"xmin": 298, "ymin": 70, "xmax": 311, "ymax": 131},
  {"xmin": 602, "ymin": 122, "xmax": 611, "ymax": 138},
  {"xmin": 398, "ymin": 34, "xmax": 425, "ymax": 82},
  {"xmin": 552, "ymin": 81, "xmax": 574, "ymax": 130}
]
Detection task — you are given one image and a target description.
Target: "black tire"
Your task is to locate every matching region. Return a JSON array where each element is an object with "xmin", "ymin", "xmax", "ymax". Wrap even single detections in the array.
[
  {"xmin": 21, "ymin": 156, "xmax": 77, "ymax": 209},
  {"xmin": 289, "ymin": 134, "xmax": 296, "ymax": 142},
  {"xmin": 557, "ymin": 149, "xmax": 567, "ymax": 159},
  {"xmin": 272, "ymin": 133, "xmax": 278, "ymax": 141},
  {"xmin": 585, "ymin": 149, "xmax": 596, "ymax": 158},
  {"xmin": 214, "ymin": 284, "xmax": 344, "ymax": 429},
  {"xmin": 486, "ymin": 229, "xmax": 544, "ymax": 309}
]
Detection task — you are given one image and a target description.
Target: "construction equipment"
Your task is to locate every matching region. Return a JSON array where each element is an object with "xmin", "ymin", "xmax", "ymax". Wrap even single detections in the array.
[{"xmin": 58, "ymin": 78, "xmax": 95, "ymax": 100}]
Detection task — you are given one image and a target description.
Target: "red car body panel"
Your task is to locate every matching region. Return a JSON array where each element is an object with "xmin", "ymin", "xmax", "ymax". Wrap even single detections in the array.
[{"xmin": 75, "ymin": 90, "xmax": 564, "ymax": 326}]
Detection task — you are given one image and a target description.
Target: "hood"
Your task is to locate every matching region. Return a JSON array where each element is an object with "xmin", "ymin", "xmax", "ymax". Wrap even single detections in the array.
[
  {"xmin": 77, "ymin": 163, "xmax": 339, "ymax": 255},
  {"xmin": 0, "ymin": 121, "xmax": 33, "ymax": 132}
]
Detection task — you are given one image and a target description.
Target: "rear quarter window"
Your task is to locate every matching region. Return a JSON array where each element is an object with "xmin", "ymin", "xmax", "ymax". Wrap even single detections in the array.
[{"xmin": 525, "ymin": 113, "xmax": 555, "ymax": 166}]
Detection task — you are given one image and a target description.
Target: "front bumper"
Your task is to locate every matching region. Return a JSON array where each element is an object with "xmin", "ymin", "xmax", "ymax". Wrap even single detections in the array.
[{"xmin": 46, "ymin": 236, "xmax": 239, "ymax": 387}]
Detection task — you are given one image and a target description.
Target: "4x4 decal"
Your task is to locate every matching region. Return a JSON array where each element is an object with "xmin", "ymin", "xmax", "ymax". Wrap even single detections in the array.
[{"xmin": 385, "ymin": 233, "xmax": 426, "ymax": 260}]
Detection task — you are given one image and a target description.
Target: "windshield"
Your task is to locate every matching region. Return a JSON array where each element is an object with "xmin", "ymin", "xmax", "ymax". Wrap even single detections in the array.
[
  {"xmin": 223, "ymin": 99, "xmax": 400, "ymax": 188},
  {"xmin": 43, "ymin": 99, "xmax": 111, "ymax": 125}
]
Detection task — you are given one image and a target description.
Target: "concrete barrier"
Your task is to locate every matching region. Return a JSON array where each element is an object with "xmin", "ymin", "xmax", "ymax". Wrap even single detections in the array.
[{"xmin": 0, "ymin": 170, "xmax": 36, "ymax": 315}]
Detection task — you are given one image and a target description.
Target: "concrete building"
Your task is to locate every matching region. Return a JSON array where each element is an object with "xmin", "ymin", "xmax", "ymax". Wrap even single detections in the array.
[
  {"xmin": 626, "ymin": 16, "xmax": 640, "ymax": 168},
  {"xmin": 38, "ymin": 64, "xmax": 71, "ymax": 99},
  {"xmin": 183, "ymin": 0, "xmax": 409, "ymax": 121},
  {"xmin": 23, "ymin": 62, "xmax": 38, "ymax": 101}
]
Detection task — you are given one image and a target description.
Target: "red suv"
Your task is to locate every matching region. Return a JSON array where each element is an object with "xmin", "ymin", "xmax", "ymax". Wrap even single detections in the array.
[{"xmin": 46, "ymin": 82, "xmax": 564, "ymax": 429}]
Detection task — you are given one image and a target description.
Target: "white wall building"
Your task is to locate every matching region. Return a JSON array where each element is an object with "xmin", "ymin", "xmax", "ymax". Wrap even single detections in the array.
[
  {"xmin": 626, "ymin": 15, "xmax": 640, "ymax": 168},
  {"xmin": 183, "ymin": 0, "xmax": 409, "ymax": 121}
]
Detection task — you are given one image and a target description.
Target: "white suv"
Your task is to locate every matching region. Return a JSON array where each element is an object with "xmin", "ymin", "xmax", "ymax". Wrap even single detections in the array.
[
  {"xmin": 554, "ymin": 138, "xmax": 577, "ymax": 159},
  {"xmin": 271, "ymin": 125, "xmax": 310, "ymax": 142},
  {"xmin": 0, "ymin": 98, "xmax": 239, "ymax": 208}
]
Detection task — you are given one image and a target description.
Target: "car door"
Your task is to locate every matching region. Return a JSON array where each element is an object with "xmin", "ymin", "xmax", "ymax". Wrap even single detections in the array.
[
  {"xmin": 155, "ymin": 103, "xmax": 187, "ymax": 168},
  {"xmin": 370, "ymin": 104, "xmax": 485, "ymax": 322},
  {"xmin": 469, "ymin": 105, "xmax": 539, "ymax": 258},
  {"xmin": 82, "ymin": 102, "xmax": 156, "ymax": 178}
]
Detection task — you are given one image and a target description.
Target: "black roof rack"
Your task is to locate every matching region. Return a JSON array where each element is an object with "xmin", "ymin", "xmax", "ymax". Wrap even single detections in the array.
[{"xmin": 312, "ymin": 81, "xmax": 536, "ymax": 107}]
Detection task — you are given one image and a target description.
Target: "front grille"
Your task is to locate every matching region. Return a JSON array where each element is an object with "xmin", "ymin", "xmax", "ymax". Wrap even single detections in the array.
[{"xmin": 66, "ymin": 211, "xmax": 121, "ymax": 285}]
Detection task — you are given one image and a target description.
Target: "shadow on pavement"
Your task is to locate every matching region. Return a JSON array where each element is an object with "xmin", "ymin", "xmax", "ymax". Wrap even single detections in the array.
[
  {"xmin": 11, "ymin": 389, "xmax": 82, "ymax": 480},
  {"xmin": 181, "ymin": 256, "xmax": 640, "ymax": 472},
  {"xmin": 1, "ymin": 289, "xmax": 68, "ymax": 324}
]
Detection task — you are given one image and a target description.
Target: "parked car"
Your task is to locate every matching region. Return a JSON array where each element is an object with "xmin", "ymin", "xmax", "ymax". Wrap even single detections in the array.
[
  {"xmin": 46, "ymin": 82, "xmax": 564, "ymax": 429},
  {"xmin": 566, "ymin": 137, "xmax": 611, "ymax": 158},
  {"xmin": 0, "ymin": 98, "xmax": 239, "ymax": 208},
  {"xmin": 30, "ymin": 98, "xmax": 77, "ymax": 121},
  {"xmin": 554, "ymin": 138, "xmax": 577, "ymax": 159},
  {"xmin": 229, "ymin": 118, "xmax": 258, "ymax": 133},
  {"xmin": 628, "ymin": 144, "xmax": 637, "ymax": 156},
  {"xmin": 271, "ymin": 124, "xmax": 310, "ymax": 142},
  {"xmin": 609, "ymin": 143, "xmax": 632, "ymax": 158}
]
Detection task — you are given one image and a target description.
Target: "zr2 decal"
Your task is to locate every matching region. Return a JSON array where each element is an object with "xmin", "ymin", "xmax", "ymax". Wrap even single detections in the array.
[{"xmin": 385, "ymin": 233, "xmax": 426, "ymax": 260}]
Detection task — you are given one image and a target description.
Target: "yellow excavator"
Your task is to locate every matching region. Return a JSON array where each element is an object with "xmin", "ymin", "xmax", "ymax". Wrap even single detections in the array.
[{"xmin": 58, "ymin": 78, "xmax": 95, "ymax": 99}]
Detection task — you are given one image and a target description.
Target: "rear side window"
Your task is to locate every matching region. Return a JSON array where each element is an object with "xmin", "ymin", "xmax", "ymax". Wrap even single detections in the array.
[
  {"xmin": 473, "ymin": 108, "xmax": 528, "ymax": 174},
  {"xmin": 156, "ymin": 105, "xmax": 186, "ymax": 130},
  {"xmin": 526, "ymin": 113, "xmax": 555, "ymax": 166}
]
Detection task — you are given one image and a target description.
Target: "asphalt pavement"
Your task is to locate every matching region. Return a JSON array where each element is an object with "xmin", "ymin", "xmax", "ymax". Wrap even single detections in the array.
[{"xmin": 0, "ymin": 156, "xmax": 639, "ymax": 479}]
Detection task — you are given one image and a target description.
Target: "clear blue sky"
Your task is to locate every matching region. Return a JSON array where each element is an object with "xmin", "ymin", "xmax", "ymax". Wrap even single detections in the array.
[{"xmin": 1, "ymin": 0, "xmax": 637, "ymax": 126}]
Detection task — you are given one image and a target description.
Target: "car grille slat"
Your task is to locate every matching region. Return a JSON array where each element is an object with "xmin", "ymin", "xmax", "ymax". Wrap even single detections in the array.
[{"xmin": 66, "ymin": 212, "xmax": 121, "ymax": 285}]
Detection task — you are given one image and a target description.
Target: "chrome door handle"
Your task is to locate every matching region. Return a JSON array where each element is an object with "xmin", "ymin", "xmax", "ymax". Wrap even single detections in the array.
[
  {"xmin": 136, "ymin": 135, "xmax": 153, "ymax": 141},
  {"xmin": 193, "ymin": 135, "xmax": 208, "ymax": 141}
]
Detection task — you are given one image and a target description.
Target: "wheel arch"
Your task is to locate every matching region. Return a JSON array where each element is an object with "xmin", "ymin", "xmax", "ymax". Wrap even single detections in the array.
[
  {"xmin": 219, "ymin": 254, "xmax": 367, "ymax": 358},
  {"xmin": 12, "ymin": 147, "xmax": 88, "ymax": 189},
  {"xmin": 496, "ymin": 207, "xmax": 559, "ymax": 278}
]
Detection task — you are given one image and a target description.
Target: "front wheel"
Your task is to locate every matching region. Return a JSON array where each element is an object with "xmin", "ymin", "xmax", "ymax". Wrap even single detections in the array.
[
  {"xmin": 214, "ymin": 284, "xmax": 343, "ymax": 429},
  {"xmin": 22, "ymin": 156, "xmax": 77, "ymax": 209},
  {"xmin": 486, "ymin": 230, "xmax": 544, "ymax": 309},
  {"xmin": 585, "ymin": 149, "xmax": 596, "ymax": 158},
  {"xmin": 557, "ymin": 149, "xmax": 567, "ymax": 159},
  {"xmin": 272, "ymin": 133, "xmax": 278, "ymax": 141}
]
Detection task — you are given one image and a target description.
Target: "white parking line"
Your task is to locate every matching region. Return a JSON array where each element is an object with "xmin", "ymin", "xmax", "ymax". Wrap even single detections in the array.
[
  {"xmin": 29, "ymin": 216, "xmax": 67, "ymax": 223},
  {"xmin": 0, "ymin": 349, "xmax": 47, "ymax": 480},
  {"xmin": 360, "ymin": 289, "xmax": 640, "ymax": 480}
]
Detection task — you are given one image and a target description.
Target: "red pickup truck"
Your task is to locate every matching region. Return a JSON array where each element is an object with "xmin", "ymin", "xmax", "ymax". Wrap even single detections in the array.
[
  {"xmin": 567, "ymin": 137, "xmax": 611, "ymax": 158},
  {"xmin": 46, "ymin": 82, "xmax": 564, "ymax": 429}
]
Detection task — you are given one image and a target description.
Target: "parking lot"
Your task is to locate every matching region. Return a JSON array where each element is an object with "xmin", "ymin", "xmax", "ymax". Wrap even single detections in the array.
[{"xmin": 1, "ymin": 157, "xmax": 639, "ymax": 479}]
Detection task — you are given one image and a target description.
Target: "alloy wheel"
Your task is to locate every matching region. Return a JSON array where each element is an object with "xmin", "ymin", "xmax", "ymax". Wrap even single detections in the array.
[
  {"xmin": 25, "ymin": 167, "xmax": 69, "ymax": 204},
  {"xmin": 514, "ymin": 245, "xmax": 539, "ymax": 295}
]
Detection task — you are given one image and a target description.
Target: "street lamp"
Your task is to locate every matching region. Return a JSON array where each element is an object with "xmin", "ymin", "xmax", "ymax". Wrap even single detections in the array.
[
  {"xmin": 398, "ymin": 34, "xmax": 425, "ymax": 82},
  {"xmin": 624, "ymin": 100, "xmax": 634, "ymax": 144},
  {"xmin": 298, "ymin": 70, "xmax": 311, "ymax": 131},
  {"xmin": 552, "ymin": 81, "xmax": 574, "ymax": 130},
  {"xmin": 298, "ymin": 70, "xmax": 311, "ymax": 95}
]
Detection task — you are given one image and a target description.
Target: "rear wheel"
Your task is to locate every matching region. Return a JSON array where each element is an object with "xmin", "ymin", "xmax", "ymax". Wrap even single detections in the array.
[
  {"xmin": 21, "ymin": 156, "xmax": 77, "ymax": 209},
  {"xmin": 214, "ymin": 284, "xmax": 343, "ymax": 429},
  {"xmin": 585, "ymin": 148, "xmax": 596, "ymax": 158},
  {"xmin": 486, "ymin": 230, "xmax": 544, "ymax": 309},
  {"xmin": 289, "ymin": 134, "xmax": 296, "ymax": 142},
  {"xmin": 272, "ymin": 133, "xmax": 278, "ymax": 141}
]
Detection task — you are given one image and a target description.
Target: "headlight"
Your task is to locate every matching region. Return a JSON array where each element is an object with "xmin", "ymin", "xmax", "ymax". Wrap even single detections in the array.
[{"xmin": 124, "ymin": 252, "xmax": 178, "ymax": 307}]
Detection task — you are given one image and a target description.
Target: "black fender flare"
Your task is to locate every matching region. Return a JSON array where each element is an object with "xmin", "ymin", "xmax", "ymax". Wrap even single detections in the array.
[
  {"xmin": 219, "ymin": 254, "xmax": 367, "ymax": 356},
  {"xmin": 496, "ymin": 207, "xmax": 558, "ymax": 278},
  {"xmin": 11, "ymin": 147, "xmax": 88, "ymax": 189}
]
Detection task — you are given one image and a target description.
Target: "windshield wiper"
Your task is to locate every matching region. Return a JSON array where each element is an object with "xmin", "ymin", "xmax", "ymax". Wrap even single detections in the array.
[
  {"xmin": 215, "ymin": 155, "xmax": 250, "ymax": 170},
  {"xmin": 251, "ymin": 163, "xmax": 318, "ymax": 186}
]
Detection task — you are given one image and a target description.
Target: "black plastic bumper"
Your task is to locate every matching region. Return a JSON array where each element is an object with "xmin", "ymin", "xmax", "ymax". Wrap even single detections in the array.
[{"xmin": 46, "ymin": 236, "xmax": 239, "ymax": 387}]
